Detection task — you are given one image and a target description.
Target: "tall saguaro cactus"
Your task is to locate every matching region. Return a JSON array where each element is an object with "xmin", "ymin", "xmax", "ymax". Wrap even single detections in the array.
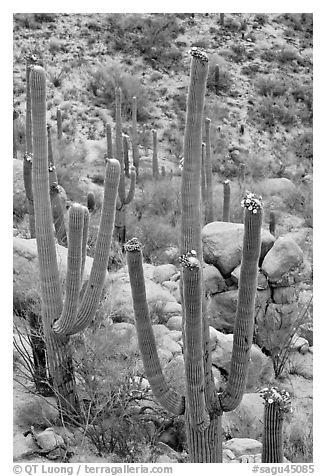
[
  {"xmin": 114, "ymin": 87, "xmax": 136, "ymax": 245},
  {"xmin": 123, "ymin": 134, "xmax": 130, "ymax": 177},
  {"xmin": 56, "ymin": 108, "xmax": 63, "ymax": 140},
  {"xmin": 131, "ymin": 96, "xmax": 140, "ymax": 179},
  {"xmin": 126, "ymin": 49, "xmax": 263, "ymax": 462},
  {"xmin": 30, "ymin": 65, "xmax": 120, "ymax": 419},
  {"xmin": 204, "ymin": 117, "xmax": 214, "ymax": 224},
  {"xmin": 261, "ymin": 387, "xmax": 291, "ymax": 463},
  {"xmin": 152, "ymin": 129, "xmax": 159, "ymax": 180},
  {"xmin": 106, "ymin": 123, "xmax": 113, "ymax": 159}
]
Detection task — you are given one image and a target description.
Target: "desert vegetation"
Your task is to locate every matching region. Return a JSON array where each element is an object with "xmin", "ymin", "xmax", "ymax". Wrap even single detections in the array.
[{"xmin": 13, "ymin": 13, "xmax": 312, "ymax": 464}]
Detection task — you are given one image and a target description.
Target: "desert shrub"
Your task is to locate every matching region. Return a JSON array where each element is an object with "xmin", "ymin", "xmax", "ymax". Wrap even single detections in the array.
[
  {"xmin": 284, "ymin": 408, "xmax": 313, "ymax": 462},
  {"xmin": 227, "ymin": 42, "xmax": 248, "ymax": 63},
  {"xmin": 241, "ymin": 62, "xmax": 261, "ymax": 77},
  {"xmin": 254, "ymin": 13, "xmax": 268, "ymax": 26},
  {"xmin": 224, "ymin": 15, "xmax": 243, "ymax": 32},
  {"xmin": 14, "ymin": 13, "xmax": 41, "ymax": 29},
  {"xmin": 48, "ymin": 37, "xmax": 66, "ymax": 55},
  {"xmin": 88, "ymin": 60, "xmax": 149, "ymax": 122},
  {"xmin": 255, "ymin": 75, "xmax": 288, "ymax": 97},
  {"xmin": 277, "ymin": 46, "xmax": 300, "ymax": 65},
  {"xmin": 249, "ymin": 95, "xmax": 298, "ymax": 130},
  {"xmin": 291, "ymin": 130, "xmax": 313, "ymax": 162},
  {"xmin": 259, "ymin": 48, "xmax": 278, "ymax": 62},
  {"xmin": 48, "ymin": 66, "xmax": 69, "ymax": 87}
]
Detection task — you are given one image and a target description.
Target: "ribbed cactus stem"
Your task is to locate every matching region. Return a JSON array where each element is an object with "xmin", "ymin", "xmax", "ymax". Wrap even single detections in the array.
[
  {"xmin": 126, "ymin": 238, "xmax": 185, "ymax": 415},
  {"xmin": 47, "ymin": 124, "xmax": 58, "ymax": 184},
  {"xmin": 220, "ymin": 192, "xmax": 263, "ymax": 412},
  {"xmin": 152, "ymin": 129, "xmax": 159, "ymax": 180},
  {"xmin": 181, "ymin": 48, "xmax": 209, "ymax": 431},
  {"xmin": 124, "ymin": 166, "xmax": 136, "ymax": 205},
  {"xmin": 87, "ymin": 191, "xmax": 96, "ymax": 212},
  {"xmin": 123, "ymin": 134, "xmax": 130, "ymax": 177},
  {"xmin": 131, "ymin": 96, "xmax": 139, "ymax": 178},
  {"xmin": 57, "ymin": 108, "xmax": 62, "ymax": 140},
  {"xmin": 269, "ymin": 211, "xmax": 276, "ymax": 236},
  {"xmin": 106, "ymin": 123, "xmax": 113, "ymax": 159},
  {"xmin": 204, "ymin": 118, "xmax": 214, "ymax": 224},
  {"xmin": 223, "ymin": 180, "xmax": 231, "ymax": 222},
  {"xmin": 201, "ymin": 142, "xmax": 206, "ymax": 206},
  {"xmin": 261, "ymin": 387, "xmax": 291, "ymax": 463},
  {"xmin": 115, "ymin": 87, "xmax": 125, "ymax": 203}
]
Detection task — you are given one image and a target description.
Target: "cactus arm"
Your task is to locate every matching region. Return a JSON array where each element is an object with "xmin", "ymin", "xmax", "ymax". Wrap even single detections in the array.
[
  {"xmin": 47, "ymin": 124, "xmax": 58, "ymax": 185},
  {"xmin": 87, "ymin": 191, "xmax": 95, "ymax": 213},
  {"xmin": 152, "ymin": 129, "xmax": 159, "ymax": 180},
  {"xmin": 125, "ymin": 238, "xmax": 185, "ymax": 415},
  {"xmin": 115, "ymin": 87, "xmax": 125, "ymax": 204},
  {"xmin": 219, "ymin": 193, "xmax": 263, "ymax": 412},
  {"xmin": 71, "ymin": 158, "xmax": 120, "ymax": 335},
  {"xmin": 181, "ymin": 48, "xmax": 210, "ymax": 431},
  {"xmin": 204, "ymin": 118, "xmax": 214, "ymax": 223},
  {"xmin": 57, "ymin": 108, "xmax": 62, "ymax": 140},
  {"xmin": 131, "ymin": 96, "xmax": 139, "ymax": 177},
  {"xmin": 124, "ymin": 166, "xmax": 136, "ymax": 205},
  {"xmin": 123, "ymin": 134, "xmax": 130, "ymax": 177},
  {"xmin": 106, "ymin": 123, "xmax": 113, "ymax": 159},
  {"xmin": 30, "ymin": 66, "xmax": 63, "ymax": 319},
  {"xmin": 80, "ymin": 207, "xmax": 89, "ymax": 281},
  {"xmin": 222, "ymin": 179, "xmax": 231, "ymax": 222},
  {"xmin": 52, "ymin": 204, "xmax": 85, "ymax": 335}
]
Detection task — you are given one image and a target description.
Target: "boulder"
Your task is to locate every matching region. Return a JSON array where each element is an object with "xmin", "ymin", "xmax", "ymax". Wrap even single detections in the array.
[
  {"xmin": 202, "ymin": 221, "xmax": 275, "ymax": 277},
  {"xmin": 223, "ymin": 438, "xmax": 262, "ymax": 457},
  {"xmin": 166, "ymin": 315, "xmax": 183, "ymax": 332},
  {"xmin": 203, "ymin": 263, "xmax": 227, "ymax": 294},
  {"xmin": 153, "ymin": 264, "xmax": 177, "ymax": 284},
  {"xmin": 260, "ymin": 177, "xmax": 296, "ymax": 197},
  {"xmin": 211, "ymin": 335, "xmax": 274, "ymax": 391},
  {"xmin": 273, "ymin": 286, "xmax": 296, "ymax": 304},
  {"xmin": 262, "ymin": 236, "xmax": 304, "ymax": 283},
  {"xmin": 161, "ymin": 281, "xmax": 181, "ymax": 302},
  {"xmin": 255, "ymin": 302, "xmax": 299, "ymax": 355},
  {"xmin": 207, "ymin": 288, "xmax": 271, "ymax": 333}
]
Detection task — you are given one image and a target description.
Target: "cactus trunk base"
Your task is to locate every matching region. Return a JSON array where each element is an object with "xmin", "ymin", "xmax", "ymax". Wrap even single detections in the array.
[{"xmin": 185, "ymin": 412, "xmax": 223, "ymax": 462}]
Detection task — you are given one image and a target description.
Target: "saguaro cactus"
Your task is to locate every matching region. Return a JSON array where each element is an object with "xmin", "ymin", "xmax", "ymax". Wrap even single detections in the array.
[
  {"xmin": 114, "ymin": 88, "xmax": 136, "ymax": 245},
  {"xmin": 261, "ymin": 386, "xmax": 292, "ymax": 462},
  {"xmin": 214, "ymin": 64, "xmax": 220, "ymax": 95},
  {"xmin": 30, "ymin": 65, "xmax": 120, "ymax": 419},
  {"xmin": 223, "ymin": 179, "xmax": 231, "ymax": 222},
  {"xmin": 106, "ymin": 123, "xmax": 113, "ymax": 159},
  {"xmin": 87, "ymin": 191, "xmax": 96, "ymax": 213},
  {"xmin": 56, "ymin": 108, "xmax": 63, "ymax": 140},
  {"xmin": 131, "ymin": 96, "xmax": 140, "ymax": 178},
  {"xmin": 204, "ymin": 117, "xmax": 214, "ymax": 224},
  {"xmin": 152, "ymin": 129, "xmax": 159, "ymax": 180},
  {"xmin": 123, "ymin": 134, "xmax": 130, "ymax": 177},
  {"xmin": 126, "ymin": 49, "xmax": 263, "ymax": 462}
]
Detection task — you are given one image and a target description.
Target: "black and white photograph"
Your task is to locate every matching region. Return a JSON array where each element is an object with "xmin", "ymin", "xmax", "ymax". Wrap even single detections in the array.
[{"xmin": 11, "ymin": 5, "xmax": 316, "ymax": 471}]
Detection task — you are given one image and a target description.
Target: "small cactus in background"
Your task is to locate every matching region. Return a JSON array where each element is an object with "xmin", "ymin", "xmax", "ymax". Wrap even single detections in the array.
[
  {"xmin": 214, "ymin": 64, "xmax": 219, "ymax": 95},
  {"xmin": 13, "ymin": 108, "xmax": 19, "ymax": 158},
  {"xmin": 261, "ymin": 386, "xmax": 292, "ymax": 463},
  {"xmin": 269, "ymin": 210, "xmax": 276, "ymax": 236},
  {"xmin": 152, "ymin": 129, "xmax": 159, "ymax": 180},
  {"xmin": 126, "ymin": 48, "xmax": 264, "ymax": 462},
  {"xmin": 106, "ymin": 123, "xmax": 113, "ymax": 159},
  {"xmin": 56, "ymin": 108, "xmax": 62, "ymax": 140},
  {"xmin": 114, "ymin": 87, "xmax": 136, "ymax": 245},
  {"xmin": 204, "ymin": 117, "xmax": 214, "ymax": 224},
  {"xmin": 161, "ymin": 165, "xmax": 166, "ymax": 177},
  {"xmin": 240, "ymin": 124, "xmax": 245, "ymax": 135},
  {"xmin": 30, "ymin": 65, "xmax": 120, "ymax": 419},
  {"xmin": 131, "ymin": 96, "xmax": 140, "ymax": 179},
  {"xmin": 87, "ymin": 191, "xmax": 96, "ymax": 213},
  {"xmin": 123, "ymin": 134, "xmax": 130, "ymax": 177},
  {"xmin": 223, "ymin": 179, "xmax": 231, "ymax": 222}
]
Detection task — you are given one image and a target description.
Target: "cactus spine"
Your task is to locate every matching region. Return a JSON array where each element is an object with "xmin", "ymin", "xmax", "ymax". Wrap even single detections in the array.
[
  {"xmin": 56, "ymin": 108, "xmax": 62, "ymax": 140},
  {"xmin": 152, "ymin": 129, "xmax": 159, "ymax": 180},
  {"xmin": 223, "ymin": 179, "xmax": 231, "ymax": 222},
  {"xmin": 30, "ymin": 66, "xmax": 120, "ymax": 418},
  {"xmin": 261, "ymin": 387, "xmax": 291, "ymax": 463},
  {"xmin": 204, "ymin": 117, "xmax": 214, "ymax": 224},
  {"xmin": 114, "ymin": 87, "xmax": 136, "ymax": 245},
  {"xmin": 131, "ymin": 96, "xmax": 139, "ymax": 179},
  {"xmin": 126, "ymin": 49, "xmax": 263, "ymax": 462}
]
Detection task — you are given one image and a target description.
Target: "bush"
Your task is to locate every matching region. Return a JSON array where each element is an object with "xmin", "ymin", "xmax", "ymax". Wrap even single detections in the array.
[
  {"xmin": 255, "ymin": 75, "xmax": 288, "ymax": 97},
  {"xmin": 88, "ymin": 60, "xmax": 149, "ymax": 122},
  {"xmin": 254, "ymin": 13, "xmax": 268, "ymax": 26},
  {"xmin": 249, "ymin": 95, "xmax": 298, "ymax": 130}
]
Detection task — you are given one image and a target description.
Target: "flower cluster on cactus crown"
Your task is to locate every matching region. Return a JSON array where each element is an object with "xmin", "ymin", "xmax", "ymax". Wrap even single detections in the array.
[
  {"xmin": 179, "ymin": 250, "xmax": 200, "ymax": 269},
  {"xmin": 260, "ymin": 387, "xmax": 292, "ymax": 413},
  {"xmin": 25, "ymin": 53, "xmax": 38, "ymax": 64},
  {"xmin": 241, "ymin": 191, "xmax": 263, "ymax": 214},
  {"xmin": 125, "ymin": 237, "xmax": 142, "ymax": 252},
  {"xmin": 189, "ymin": 47, "xmax": 209, "ymax": 63},
  {"xmin": 24, "ymin": 152, "xmax": 33, "ymax": 162}
]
